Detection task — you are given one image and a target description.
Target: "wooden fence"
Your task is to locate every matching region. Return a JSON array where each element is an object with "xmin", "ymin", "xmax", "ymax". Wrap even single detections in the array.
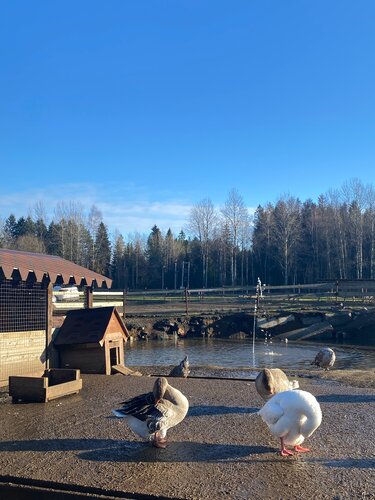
[{"xmin": 52, "ymin": 280, "xmax": 375, "ymax": 316}]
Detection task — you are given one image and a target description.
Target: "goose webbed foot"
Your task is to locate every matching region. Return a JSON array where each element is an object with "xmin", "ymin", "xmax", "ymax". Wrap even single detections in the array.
[
  {"xmin": 280, "ymin": 438, "xmax": 293, "ymax": 456},
  {"xmin": 294, "ymin": 444, "xmax": 310, "ymax": 453},
  {"xmin": 152, "ymin": 432, "xmax": 167, "ymax": 448}
]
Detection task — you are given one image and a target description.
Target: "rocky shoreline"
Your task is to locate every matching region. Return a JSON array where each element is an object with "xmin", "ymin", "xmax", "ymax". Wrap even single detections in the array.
[{"xmin": 124, "ymin": 305, "xmax": 375, "ymax": 344}]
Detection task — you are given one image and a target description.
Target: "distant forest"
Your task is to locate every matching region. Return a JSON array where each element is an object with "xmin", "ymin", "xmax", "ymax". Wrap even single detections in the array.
[{"xmin": 1, "ymin": 178, "xmax": 375, "ymax": 289}]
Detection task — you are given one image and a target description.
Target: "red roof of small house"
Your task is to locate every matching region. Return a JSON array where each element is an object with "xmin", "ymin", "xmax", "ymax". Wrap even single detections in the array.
[
  {"xmin": 53, "ymin": 306, "xmax": 129, "ymax": 346},
  {"xmin": 0, "ymin": 248, "xmax": 112, "ymax": 287}
]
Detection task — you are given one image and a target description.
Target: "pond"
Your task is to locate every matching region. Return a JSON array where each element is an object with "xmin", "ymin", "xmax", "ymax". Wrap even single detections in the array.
[{"xmin": 124, "ymin": 338, "xmax": 375, "ymax": 371}]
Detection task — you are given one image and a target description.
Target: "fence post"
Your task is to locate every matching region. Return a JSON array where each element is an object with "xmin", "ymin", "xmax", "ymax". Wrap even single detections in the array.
[
  {"xmin": 45, "ymin": 282, "xmax": 53, "ymax": 370},
  {"xmin": 84, "ymin": 285, "xmax": 93, "ymax": 309},
  {"xmin": 123, "ymin": 289, "xmax": 127, "ymax": 318}
]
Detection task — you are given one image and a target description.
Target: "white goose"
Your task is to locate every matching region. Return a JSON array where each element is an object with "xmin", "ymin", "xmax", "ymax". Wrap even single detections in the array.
[
  {"xmin": 258, "ymin": 389, "xmax": 322, "ymax": 456},
  {"xmin": 255, "ymin": 368, "xmax": 299, "ymax": 400},
  {"xmin": 112, "ymin": 377, "xmax": 189, "ymax": 448}
]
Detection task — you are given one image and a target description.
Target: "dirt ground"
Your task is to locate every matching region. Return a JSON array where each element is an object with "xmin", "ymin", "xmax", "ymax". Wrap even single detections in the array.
[{"xmin": 0, "ymin": 368, "xmax": 374, "ymax": 500}]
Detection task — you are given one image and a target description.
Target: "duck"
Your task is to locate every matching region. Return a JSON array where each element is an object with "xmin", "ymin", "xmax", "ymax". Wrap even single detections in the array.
[
  {"xmin": 255, "ymin": 368, "xmax": 299, "ymax": 400},
  {"xmin": 169, "ymin": 355, "xmax": 190, "ymax": 378},
  {"xmin": 311, "ymin": 347, "xmax": 336, "ymax": 370},
  {"xmin": 112, "ymin": 377, "xmax": 189, "ymax": 448},
  {"xmin": 258, "ymin": 389, "xmax": 322, "ymax": 457}
]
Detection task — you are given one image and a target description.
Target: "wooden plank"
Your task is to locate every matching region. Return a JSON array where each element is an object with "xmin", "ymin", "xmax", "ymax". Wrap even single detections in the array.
[
  {"xmin": 9, "ymin": 376, "xmax": 48, "ymax": 402},
  {"xmin": 112, "ymin": 364, "xmax": 142, "ymax": 376},
  {"xmin": 46, "ymin": 379, "xmax": 83, "ymax": 401},
  {"xmin": 46, "ymin": 368, "xmax": 80, "ymax": 385}
]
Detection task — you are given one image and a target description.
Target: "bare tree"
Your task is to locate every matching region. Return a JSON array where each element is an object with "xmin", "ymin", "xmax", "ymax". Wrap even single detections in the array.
[
  {"xmin": 54, "ymin": 201, "xmax": 85, "ymax": 263},
  {"xmin": 14, "ymin": 234, "xmax": 46, "ymax": 253},
  {"xmin": 238, "ymin": 210, "xmax": 253, "ymax": 286},
  {"xmin": 32, "ymin": 201, "xmax": 49, "ymax": 225},
  {"xmin": 221, "ymin": 189, "xmax": 249, "ymax": 286},
  {"xmin": 341, "ymin": 178, "xmax": 367, "ymax": 279},
  {"xmin": 271, "ymin": 195, "xmax": 302, "ymax": 285},
  {"xmin": 87, "ymin": 205, "xmax": 103, "ymax": 269},
  {"xmin": 188, "ymin": 198, "xmax": 218, "ymax": 287},
  {"xmin": 365, "ymin": 185, "xmax": 375, "ymax": 279}
]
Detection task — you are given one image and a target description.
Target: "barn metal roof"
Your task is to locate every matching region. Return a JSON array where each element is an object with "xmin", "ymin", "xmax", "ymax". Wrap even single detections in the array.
[
  {"xmin": 0, "ymin": 248, "xmax": 112, "ymax": 288},
  {"xmin": 53, "ymin": 306, "xmax": 129, "ymax": 346}
]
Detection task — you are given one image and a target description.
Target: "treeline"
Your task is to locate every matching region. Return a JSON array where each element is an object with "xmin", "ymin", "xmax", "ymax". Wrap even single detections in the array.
[{"xmin": 1, "ymin": 179, "xmax": 375, "ymax": 288}]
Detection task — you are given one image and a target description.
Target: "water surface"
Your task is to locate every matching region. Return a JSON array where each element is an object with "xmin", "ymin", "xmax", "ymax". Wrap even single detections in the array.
[{"xmin": 125, "ymin": 338, "xmax": 375, "ymax": 371}]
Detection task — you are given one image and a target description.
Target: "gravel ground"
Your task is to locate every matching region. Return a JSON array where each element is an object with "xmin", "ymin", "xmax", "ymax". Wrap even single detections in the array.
[{"xmin": 0, "ymin": 370, "xmax": 374, "ymax": 500}]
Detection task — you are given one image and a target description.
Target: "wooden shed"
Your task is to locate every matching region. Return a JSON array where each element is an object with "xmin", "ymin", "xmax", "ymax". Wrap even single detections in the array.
[
  {"xmin": 0, "ymin": 248, "xmax": 111, "ymax": 387},
  {"xmin": 53, "ymin": 307, "xmax": 129, "ymax": 375}
]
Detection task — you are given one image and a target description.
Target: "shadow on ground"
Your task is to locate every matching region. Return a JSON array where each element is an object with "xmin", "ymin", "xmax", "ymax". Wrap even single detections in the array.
[
  {"xmin": 317, "ymin": 394, "xmax": 375, "ymax": 403},
  {"xmin": 0, "ymin": 438, "xmax": 274, "ymax": 463},
  {"xmin": 312, "ymin": 458, "xmax": 375, "ymax": 469},
  {"xmin": 188, "ymin": 405, "xmax": 258, "ymax": 416}
]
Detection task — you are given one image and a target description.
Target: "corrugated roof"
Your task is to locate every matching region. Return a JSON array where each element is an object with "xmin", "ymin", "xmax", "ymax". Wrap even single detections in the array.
[
  {"xmin": 53, "ymin": 306, "xmax": 129, "ymax": 346},
  {"xmin": 0, "ymin": 248, "xmax": 112, "ymax": 287}
]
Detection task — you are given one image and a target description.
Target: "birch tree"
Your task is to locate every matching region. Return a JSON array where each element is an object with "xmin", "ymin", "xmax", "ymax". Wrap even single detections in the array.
[
  {"xmin": 188, "ymin": 198, "xmax": 218, "ymax": 288},
  {"xmin": 221, "ymin": 189, "xmax": 249, "ymax": 286},
  {"xmin": 271, "ymin": 196, "xmax": 302, "ymax": 285}
]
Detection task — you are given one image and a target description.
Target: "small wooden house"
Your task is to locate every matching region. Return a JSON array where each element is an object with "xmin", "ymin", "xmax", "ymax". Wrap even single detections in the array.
[{"xmin": 53, "ymin": 307, "xmax": 129, "ymax": 375}]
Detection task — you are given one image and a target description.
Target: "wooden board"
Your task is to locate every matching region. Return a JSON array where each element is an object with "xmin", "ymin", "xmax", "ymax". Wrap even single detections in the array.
[
  {"xmin": 112, "ymin": 364, "xmax": 142, "ymax": 376},
  {"xmin": 9, "ymin": 369, "xmax": 82, "ymax": 403}
]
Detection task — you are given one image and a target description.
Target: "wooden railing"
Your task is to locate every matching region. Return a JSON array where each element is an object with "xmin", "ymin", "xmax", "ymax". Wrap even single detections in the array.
[{"xmin": 52, "ymin": 280, "xmax": 375, "ymax": 316}]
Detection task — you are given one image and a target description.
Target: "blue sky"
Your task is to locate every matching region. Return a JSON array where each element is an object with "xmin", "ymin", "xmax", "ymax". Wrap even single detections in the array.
[{"xmin": 1, "ymin": 1, "xmax": 375, "ymax": 238}]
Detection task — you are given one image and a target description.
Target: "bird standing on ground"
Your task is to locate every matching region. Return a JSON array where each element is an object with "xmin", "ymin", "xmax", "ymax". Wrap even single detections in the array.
[
  {"xmin": 112, "ymin": 377, "xmax": 189, "ymax": 448},
  {"xmin": 258, "ymin": 389, "xmax": 322, "ymax": 457},
  {"xmin": 311, "ymin": 347, "xmax": 336, "ymax": 370},
  {"xmin": 255, "ymin": 368, "xmax": 299, "ymax": 400},
  {"xmin": 169, "ymin": 355, "xmax": 190, "ymax": 378}
]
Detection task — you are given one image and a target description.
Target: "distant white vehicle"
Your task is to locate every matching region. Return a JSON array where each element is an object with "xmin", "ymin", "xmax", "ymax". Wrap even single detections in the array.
[{"xmin": 53, "ymin": 285, "xmax": 80, "ymax": 302}]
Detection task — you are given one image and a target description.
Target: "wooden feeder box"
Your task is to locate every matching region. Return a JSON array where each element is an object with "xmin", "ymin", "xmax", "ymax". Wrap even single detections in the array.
[{"xmin": 9, "ymin": 368, "xmax": 82, "ymax": 403}]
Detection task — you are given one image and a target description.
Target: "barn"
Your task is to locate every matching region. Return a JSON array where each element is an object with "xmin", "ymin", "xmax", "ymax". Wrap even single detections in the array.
[
  {"xmin": 0, "ymin": 248, "xmax": 112, "ymax": 386},
  {"xmin": 53, "ymin": 307, "xmax": 129, "ymax": 375}
]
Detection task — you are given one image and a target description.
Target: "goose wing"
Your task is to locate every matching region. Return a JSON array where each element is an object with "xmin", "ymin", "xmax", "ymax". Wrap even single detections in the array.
[
  {"xmin": 258, "ymin": 394, "xmax": 296, "ymax": 438},
  {"xmin": 258, "ymin": 398, "xmax": 285, "ymax": 425},
  {"xmin": 114, "ymin": 391, "xmax": 157, "ymax": 421},
  {"xmin": 150, "ymin": 397, "xmax": 188, "ymax": 432}
]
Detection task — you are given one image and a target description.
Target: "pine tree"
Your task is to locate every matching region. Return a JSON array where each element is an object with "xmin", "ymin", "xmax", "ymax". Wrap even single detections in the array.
[
  {"xmin": 111, "ymin": 234, "xmax": 126, "ymax": 288},
  {"xmin": 94, "ymin": 222, "xmax": 111, "ymax": 277}
]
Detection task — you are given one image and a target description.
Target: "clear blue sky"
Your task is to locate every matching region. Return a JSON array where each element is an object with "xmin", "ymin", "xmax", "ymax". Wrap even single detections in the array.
[{"xmin": 1, "ymin": 1, "xmax": 375, "ymax": 238}]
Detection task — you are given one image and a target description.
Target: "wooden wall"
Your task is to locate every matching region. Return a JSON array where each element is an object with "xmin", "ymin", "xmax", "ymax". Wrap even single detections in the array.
[
  {"xmin": 59, "ymin": 344, "xmax": 107, "ymax": 374},
  {"xmin": 0, "ymin": 330, "xmax": 46, "ymax": 386}
]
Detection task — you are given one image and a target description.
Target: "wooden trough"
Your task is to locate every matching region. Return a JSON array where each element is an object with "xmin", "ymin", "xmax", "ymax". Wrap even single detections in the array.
[{"xmin": 9, "ymin": 368, "xmax": 82, "ymax": 403}]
